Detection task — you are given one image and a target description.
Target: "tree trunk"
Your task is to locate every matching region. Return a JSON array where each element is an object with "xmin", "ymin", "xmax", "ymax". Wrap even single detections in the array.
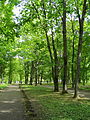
[
  {"xmin": 35, "ymin": 62, "xmax": 37, "ymax": 86},
  {"xmin": 40, "ymin": 71, "xmax": 43, "ymax": 85},
  {"xmin": 62, "ymin": 0, "xmax": 68, "ymax": 94},
  {"xmin": 24, "ymin": 62, "xmax": 29, "ymax": 84},
  {"xmin": 30, "ymin": 61, "xmax": 34, "ymax": 85},
  {"xmin": 42, "ymin": 0, "xmax": 59, "ymax": 92},
  {"xmin": 32, "ymin": 0, "xmax": 59, "ymax": 91},
  {"xmin": 81, "ymin": 56, "xmax": 86, "ymax": 85},
  {"xmin": 71, "ymin": 16, "xmax": 75, "ymax": 88},
  {"xmin": 1, "ymin": 74, "xmax": 4, "ymax": 83},
  {"xmin": 8, "ymin": 56, "xmax": 12, "ymax": 84},
  {"xmin": 45, "ymin": 30, "xmax": 59, "ymax": 91},
  {"xmin": 74, "ymin": 0, "xmax": 87, "ymax": 98},
  {"xmin": 19, "ymin": 74, "xmax": 22, "ymax": 84},
  {"xmin": 71, "ymin": 37, "xmax": 75, "ymax": 88},
  {"xmin": 51, "ymin": 29, "xmax": 59, "ymax": 92}
]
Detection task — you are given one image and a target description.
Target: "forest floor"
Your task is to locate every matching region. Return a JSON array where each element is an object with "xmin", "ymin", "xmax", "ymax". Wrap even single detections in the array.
[{"xmin": 0, "ymin": 85, "xmax": 29, "ymax": 120}]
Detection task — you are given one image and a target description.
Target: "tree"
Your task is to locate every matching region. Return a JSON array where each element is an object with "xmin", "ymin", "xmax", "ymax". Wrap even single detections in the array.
[
  {"xmin": 74, "ymin": 0, "xmax": 87, "ymax": 98},
  {"xmin": 62, "ymin": 0, "xmax": 68, "ymax": 94}
]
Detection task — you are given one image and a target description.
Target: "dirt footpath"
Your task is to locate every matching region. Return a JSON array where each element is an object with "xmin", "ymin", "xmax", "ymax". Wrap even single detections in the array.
[{"xmin": 0, "ymin": 85, "xmax": 26, "ymax": 120}]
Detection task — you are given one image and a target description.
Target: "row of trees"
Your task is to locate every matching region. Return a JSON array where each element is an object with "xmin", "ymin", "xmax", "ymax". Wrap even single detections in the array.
[{"xmin": 0, "ymin": 0, "xmax": 90, "ymax": 98}]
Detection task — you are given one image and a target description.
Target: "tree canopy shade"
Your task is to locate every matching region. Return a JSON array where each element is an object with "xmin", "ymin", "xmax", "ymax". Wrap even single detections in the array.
[{"xmin": 0, "ymin": 0, "xmax": 90, "ymax": 98}]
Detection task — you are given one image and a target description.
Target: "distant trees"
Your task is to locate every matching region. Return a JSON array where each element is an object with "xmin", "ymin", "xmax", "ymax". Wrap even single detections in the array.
[{"xmin": 0, "ymin": 0, "xmax": 20, "ymax": 83}]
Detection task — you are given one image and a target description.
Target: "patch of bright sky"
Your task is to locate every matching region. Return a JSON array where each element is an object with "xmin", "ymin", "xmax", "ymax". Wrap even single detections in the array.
[
  {"xmin": 12, "ymin": 0, "xmax": 27, "ymax": 23},
  {"xmin": 5, "ymin": 0, "xmax": 9, "ymax": 5},
  {"xmin": 13, "ymin": 6, "xmax": 22, "ymax": 17}
]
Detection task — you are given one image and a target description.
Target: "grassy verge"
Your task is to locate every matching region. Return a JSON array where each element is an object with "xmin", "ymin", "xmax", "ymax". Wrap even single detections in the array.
[
  {"xmin": 0, "ymin": 84, "xmax": 8, "ymax": 90},
  {"xmin": 21, "ymin": 85, "xmax": 90, "ymax": 120}
]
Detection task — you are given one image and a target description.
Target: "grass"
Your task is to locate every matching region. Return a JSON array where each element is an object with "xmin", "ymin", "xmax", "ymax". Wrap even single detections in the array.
[
  {"xmin": 79, "ymin": 86, "xmax": 90, "ymax": 90},
  {"xmin": 0, "ymin": 84, "xmax": 8, "ymax": 90},
  {"xmin": 42, "ymin": 82, "xmax": 90, "ymax": 90},
  {"xmin": 79, "ymin": 83, "xmax": 90, "ymax": 91},
  {"xmin": 21, "ymin": 85, "xmax": 90, "ymax": 120}
]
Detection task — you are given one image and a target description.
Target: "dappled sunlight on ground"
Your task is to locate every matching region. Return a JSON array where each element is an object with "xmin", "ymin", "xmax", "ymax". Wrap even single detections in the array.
[
  {"xmin": 0, "ymin": 100, "xmax": 17, "ymax": 104},
  {"xmin": 0, "ymin": 109, "xmax": 13, "ymax": 113}
]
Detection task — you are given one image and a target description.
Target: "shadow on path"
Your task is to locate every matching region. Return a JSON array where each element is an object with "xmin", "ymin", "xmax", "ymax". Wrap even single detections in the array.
[{"xmin": 0, "ymin": 85, "xmax": 26, "ymax": 120}]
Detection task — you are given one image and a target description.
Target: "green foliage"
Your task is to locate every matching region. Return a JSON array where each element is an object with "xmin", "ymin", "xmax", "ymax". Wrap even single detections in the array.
[
  {"xmin": 0, "ymin": 84, "xmax": 8, "ymax": 90},
  {"xmin": 0, "ymin": 0, "xmax": 90, "ymax": 86}
]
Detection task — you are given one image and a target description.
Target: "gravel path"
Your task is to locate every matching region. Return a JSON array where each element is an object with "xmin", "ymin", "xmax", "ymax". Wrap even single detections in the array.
[{"xmin": 0, "ymin": 85, "xmax": 26, "ymax": 120}]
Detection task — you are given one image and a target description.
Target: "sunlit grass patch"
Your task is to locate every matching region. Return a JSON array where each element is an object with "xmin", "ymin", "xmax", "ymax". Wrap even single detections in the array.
[
  {"xmin": 0, "ymin": 84, "xmax": 8, "ymax": 90},
  {"xmin": 79, "ymin": 86, "xmax": 90, "ymax": 91}
]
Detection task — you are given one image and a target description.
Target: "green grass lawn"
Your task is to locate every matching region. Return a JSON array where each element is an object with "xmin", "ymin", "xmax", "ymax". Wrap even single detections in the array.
[
  {"xmin": 79, "ymin": 86, "xmax": 90, "ymax": 90},
  {"xmin": 21, "ymin": 85, "xmax": 90, "ymax": 120},
  {"xmin": 0, "ymin": 84, "xmax": 8, "ymax": 90}
]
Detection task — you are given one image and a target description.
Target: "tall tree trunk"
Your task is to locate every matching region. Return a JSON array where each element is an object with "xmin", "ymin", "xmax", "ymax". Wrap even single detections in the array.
[
  {"xmin": 42, "ymin": 0, "xmax": 59, "ymax": 92},
  {"xmin": 82, "ymin": 56, "xmax": 86, "ymax": 85},
  {"xmin": 24, "ymin": 62, "xmax": 29, "ymax": 84},
  {"xmin": 32, "ymin": 0, "xmax": 59, "ymax": 91},
  {"xmin": 74, "ymin": 0, "xmax": 87, "ymax": 98},
  {"xmin": 40, "ymin": 71, "xmax": 43, "ymax": 85},
  {"xmin": 62, "ymin": 0, "xmax": 68, "ymax": 94},
  {"xmin": 71, "ymin": 37, "xmax": 75, "ymax": 88},
  {"xmin": 35, "ymin": 62, "xmax": 37, "ymax": 86},
  {"xmin": 37, "ymin": 74, "xmax": 40, "ymax": 84},
  {"xmin": 19, "ymin": 74, "xmax": 22, "ymax": 84},
  {"xmin": 45, "ymin": 30, "xmax": 59, "ymax": 91},
  {"xmin": 67, "ymin": 65, "xmax": 70, "ymax": 84},
  {"xmin": 71, "ymin": 15, "xmax": 75, "ymax": 88},
  {"xmin": 8, "ymin": 56, "xmax": 12, "ymax": 84},
  {"xmin": 30, "ymin": 61, "xmax": 34, "ymax": 85},
  {"xmin": 1, "ymin": 74, "xmax": 4, "ymax": 83},
  {"xmin": 51, "ymin": 29, "xmax": 59, "ymax": 92},
  {"xmin": 0, "ymin": 65, "xmax": 4, "ymax": 83}
]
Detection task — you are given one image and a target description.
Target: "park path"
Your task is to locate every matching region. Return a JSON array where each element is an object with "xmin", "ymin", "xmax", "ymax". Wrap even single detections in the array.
[
  {"xmin": 42, "ymin": 85, "xmax": 90, "ymax": 99},
  {"xmin": 0, "ymin": 85, "xmax": 26, "ymax": 120}
]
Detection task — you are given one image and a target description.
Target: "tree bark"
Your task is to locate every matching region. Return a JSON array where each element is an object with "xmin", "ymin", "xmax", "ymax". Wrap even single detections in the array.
[
  {"xmin": 62, "ymin": 0, "xmax": 68, "ymax": 94},
  {"xmin": 24, "ymin": 62, "xmax": 29, "ymax": 84},
  {"xmin": 8, "ymin": 56, "xmax": 12, "ymax": 84},
  {"xmin": 51, "ymin": 29, "xmax": 59, "ymax": 92},
  {"xmin": 42, "ymin": 0, "xmax": 59, "ymax": 92},
  {"xmin": 71, "ymin": 15, "xmax": 75, "ymax": 88},
  {"xmin": 74, "ymin": 0, "xmax": 87, "ymax": 98},
  {"xmin": 34, "ymin": 61, "xmax": 38, "ymax": 86},
  {"xmin": 82, "ymin": 56, "xmax": 86, "ymax": 85},
  {"xmin": 30, "ymin": 61, "xmax": 34, "ymax": 85},
  {"xmin": 40, "ymin": 71, "xmax": 43, "ymax": 85},
  {"xmin": 19, "ymin": 74, "xmax": 22, "ymax": 84}
]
